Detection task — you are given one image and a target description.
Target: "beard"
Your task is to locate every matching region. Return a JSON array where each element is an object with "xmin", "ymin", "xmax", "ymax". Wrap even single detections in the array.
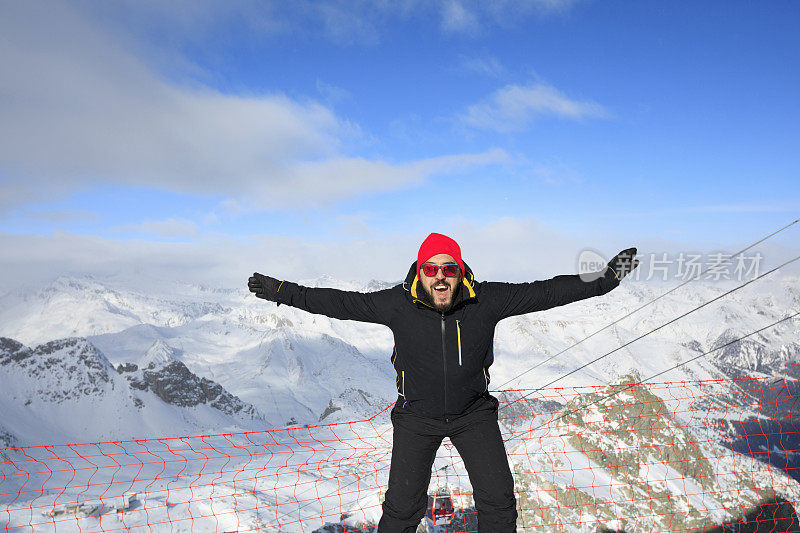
[{"xmin": 420, "ymin": 278, "xmax": 461, "ymax": 312}]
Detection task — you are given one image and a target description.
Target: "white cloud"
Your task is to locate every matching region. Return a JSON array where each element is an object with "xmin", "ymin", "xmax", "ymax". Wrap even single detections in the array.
[
  {"xmin": 457, "ymin": 55, "xmax": 506, "ymax": 78},
  {"xmin": 114, "ymin": 218, "xmax": 199, "ymax": 239},
  {"xmin": 242, "ymin": 148, "xmax": 509, "ymax": 209},
  {"xmin": 441, "ymin": 0, "xmax": 481, "ymax": 35},
  {"xmin": 483, "ymin": 0, "xmax": 581, "ymax": 17},
  {"xmin": 2, "ymin": 218, "xmax": 797, "ymax": 295},
  {"xmin": 461, "ymin": 83, "xmax": 609, "ymax": 132},
  {"xmin": 0, "ymin": 230, "xmax": 420, "ymax": 294},
  {"xmin": 530, "ymin": 163, "xmax": 584, "ymax": 185},
  {"xmin": 74, "ymin": 1, "xmax": 581, "ymax": 48},
  {"xmin": 316, "ymin": 79, "xmax": 352, "ymax": 104},
  {"xmin": 0, "ymin": 2, "xmax": 504, "ymax": 213},
  {"xmin": 0, "ymin": 221, "xmax": 582, "ymax": 294},
  {"xmin": 604, "ymin": 204, "xmax": 800, "ymax": 219},
  {"xmin": 203, "ymin": 212, "xmax": 221, "ymax": 226},
  {"xmin": 439, "ymin": 0, "xmax": 581, "ymax": 35},
  {"xmin": 311, "ymin": 0, "xmax": 385, "ymax": 45},
  {"xmin": 335, "ymin": 215, "xmax": 374, "ymax": 237},
  {"xmin": 5, "ymin": 210, "xmax": 99, "ymax": 225}
]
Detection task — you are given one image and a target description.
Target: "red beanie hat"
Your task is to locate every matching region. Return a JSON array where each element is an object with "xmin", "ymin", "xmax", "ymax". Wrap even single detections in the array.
[{"xmin": 417, "ymin": 233, "xmax": 464, "ymax": 276}]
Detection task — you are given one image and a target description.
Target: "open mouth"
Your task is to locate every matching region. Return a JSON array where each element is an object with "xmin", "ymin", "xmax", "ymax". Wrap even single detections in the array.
[{"xmin": 434, "ymin": 285, "xmax": 449, "ymax": 294}]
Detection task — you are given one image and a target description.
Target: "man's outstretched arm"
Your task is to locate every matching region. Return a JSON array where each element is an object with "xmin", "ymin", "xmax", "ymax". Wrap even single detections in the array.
[
  {"xmin": 488, "ymin": 248, "xmax": 639, "ymax": 320},
  {"xmin": 248, "ymin": 273, "xmax": 396, "ymax": 325}
]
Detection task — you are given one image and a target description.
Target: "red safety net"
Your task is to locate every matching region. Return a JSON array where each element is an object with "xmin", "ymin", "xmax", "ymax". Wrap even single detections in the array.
[{"xmin": 2, "ymin": 375, "xmax": 799, "ymax": 532}]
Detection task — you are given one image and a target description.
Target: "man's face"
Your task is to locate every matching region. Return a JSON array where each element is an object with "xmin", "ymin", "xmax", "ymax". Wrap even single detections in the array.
[{"xmin": 419, "ymin": 253, "xmax": 461, "ymax": 312}]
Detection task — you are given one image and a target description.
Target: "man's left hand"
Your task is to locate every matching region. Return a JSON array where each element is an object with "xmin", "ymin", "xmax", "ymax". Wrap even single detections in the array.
[
  {"xmin": 606, "ymin": 247, "xmax": 640, "ymax": 281},
  {"xmin": 248, "ymin": 272, "xmax": 281, "ymax": 301}
]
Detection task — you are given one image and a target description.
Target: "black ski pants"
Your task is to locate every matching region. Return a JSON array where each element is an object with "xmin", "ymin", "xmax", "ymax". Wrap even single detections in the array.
[{"xmin": 377, "ymin": 395, "xmax": 517, "ymax": 533}]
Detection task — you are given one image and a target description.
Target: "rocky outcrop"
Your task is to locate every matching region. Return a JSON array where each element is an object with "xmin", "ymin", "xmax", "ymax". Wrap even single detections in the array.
[
  {"xmin": 510, "ymin": 379, "xmax": 800, "ymax": 532},
  {"xmin": 118, "ymin": 341, "xmax": 258, "ymax": 417},
  {"xmin": 711, "ymin": 328, "xmax": 800, "ymax": 379},
  {"xmin": 1, "ymin": 336, "xmax": 114, "ymax": 402}
]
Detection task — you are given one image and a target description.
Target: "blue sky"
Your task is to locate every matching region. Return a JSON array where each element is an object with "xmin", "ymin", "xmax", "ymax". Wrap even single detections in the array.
[{"xmin": 0, "ymin": 1, "xmax": 798, "ymax": 289}]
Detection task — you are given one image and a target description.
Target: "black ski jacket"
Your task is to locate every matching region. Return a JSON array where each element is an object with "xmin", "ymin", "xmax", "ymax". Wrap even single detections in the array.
[{"xmin": 272, "ymin": 262, "xmax": 621, "ymax": 420}]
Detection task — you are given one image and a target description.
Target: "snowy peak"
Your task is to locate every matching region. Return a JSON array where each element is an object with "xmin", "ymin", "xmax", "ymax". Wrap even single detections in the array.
[
  {"xmin": 141, "ymin": 339, "xmax": 178, "ymax": 369},
  {"xmin": 711, "ymin": 327, "xmax": 800, "ymax": 379},
  {"xmin": 317, "ymin": 388, "xmax": 389, "ymax": 423},
  {"xmin": 363, "ymin": 279, "xmax": 397, "ymax": 292},
  {"xmin": 1, "ymin": 336, "xmax": 116, "ymax": 402},
  {"xmin": 0, "ymin": 274, "xmax": 235, "ymax": 345},
  {"xmin": 119, "ymin": 355, "xmax": 259, "ymax": 418},
  {"xmin": 107, "ymin": 339, "xmax": 262, "ymax": 419},
  {"xmin": 297, "ymin": 275, "xmax": 396, "ymax": 292},
  {"xmin": 0, "ymin": 337, "xmax": 31, "ymax": 362}
]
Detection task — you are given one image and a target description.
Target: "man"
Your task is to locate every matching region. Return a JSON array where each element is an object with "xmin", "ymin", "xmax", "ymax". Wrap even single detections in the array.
[{"xmin": 248, "ymin": 233, "xmax": 639, "ymax": 532}]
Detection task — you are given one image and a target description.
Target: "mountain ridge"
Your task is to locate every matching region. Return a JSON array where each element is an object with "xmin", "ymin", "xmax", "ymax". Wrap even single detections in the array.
[
  {"xmin": 0, "ymin": 335, "xmax": 270, "ymax": 447},
  {"xmin": 1, "ymin": 273, "xmax": 798, "ymax": 446}
]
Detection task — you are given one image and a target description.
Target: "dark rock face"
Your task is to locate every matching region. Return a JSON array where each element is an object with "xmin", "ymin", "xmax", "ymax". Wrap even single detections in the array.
[
  {"xmin": 0, "ymin": 427, "xmax": 18, "ymax": 448},
  {"xmin": 318, "ymin": 400, "xmax": 341, "ymax": 421},
  {"xmin": 1, "ymin": 336, "xmax": 113, "ymax": 401},
  {"xmin": 0, "ymin": 337, "xmax": 32, "ymax": 364},
  {"xmin": 704, "ymin": 328, "xmax": 800, "ymax": 488},
  {"xmin": 122, "ymin": 359, "xmax": 257, "ymax": 417},
  {"xmin": 703, "ymin": 498, "xmax": 800, "ymax": 532},
  {"xmin": 1, "ymin": 336, "xmax": 260, "ymax": 421},
  {"xmin": 497, "ymin": 390, "xmax": 564, "ymax": 430},
  {"xmin": 116, "ymin": 362, "xmax": 138, "ymax": 374},
  {"xmin": 683, "ymin": 339, "xmax": 703, "ymax": 353},
  {"xmin": 316, "ymin": 388, "xmax": 387, "ymax": 422}
]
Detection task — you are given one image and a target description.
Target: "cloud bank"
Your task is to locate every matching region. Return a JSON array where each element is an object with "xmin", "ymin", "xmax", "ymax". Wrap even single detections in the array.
[
  {"xmin": 0, "ymin": 2, "xmax": 507, "ymax": 213},
  {"xmin": 4, "ymin": 217, "xmax": 796, "ymax": 296}
]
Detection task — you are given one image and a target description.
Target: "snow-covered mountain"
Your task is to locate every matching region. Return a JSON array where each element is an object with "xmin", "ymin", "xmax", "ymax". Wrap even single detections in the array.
[
  {"xmin": 0, "ymin": 336, "xmax": 268, "ymax": 447},
  {"xmin": 0, "ymin": 272, "xmax": 798, "ymax": 447}
]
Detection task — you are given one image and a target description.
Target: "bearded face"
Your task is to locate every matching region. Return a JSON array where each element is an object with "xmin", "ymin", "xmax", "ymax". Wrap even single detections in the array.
[{"xmin": 419, "ymin": 253, "xmax": 462, "ymax": 312}]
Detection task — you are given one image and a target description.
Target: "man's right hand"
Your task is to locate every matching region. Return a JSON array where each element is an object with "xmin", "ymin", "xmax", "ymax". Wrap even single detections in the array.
[
  {"xmin": 248, "ymin": 272, "xmax": 281, "ymax": 302},
  {"xmin": 606, "ymin": 247, "xmax": 639, "ymax": 281}
]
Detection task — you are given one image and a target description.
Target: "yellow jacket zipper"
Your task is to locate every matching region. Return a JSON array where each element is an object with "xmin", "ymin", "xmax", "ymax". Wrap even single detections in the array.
[{"xmin": 456, "ymin": 320, "xmax": 462, "ymax": 366}]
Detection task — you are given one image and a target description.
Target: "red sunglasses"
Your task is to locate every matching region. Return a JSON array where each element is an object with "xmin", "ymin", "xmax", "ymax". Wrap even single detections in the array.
[{"xmin": 420, "ymin": 262, "xmax": 460, "ymax": 278}]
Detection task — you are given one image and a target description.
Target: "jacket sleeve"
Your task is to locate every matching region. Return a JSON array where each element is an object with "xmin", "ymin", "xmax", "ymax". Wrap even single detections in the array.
[
  {"xmin": 485, "ymin": 271, "xmax": 620, "ymax": 320},
  {"xmin": 272, "ymin": 281, "xmax": 397, "ymax": 325}
]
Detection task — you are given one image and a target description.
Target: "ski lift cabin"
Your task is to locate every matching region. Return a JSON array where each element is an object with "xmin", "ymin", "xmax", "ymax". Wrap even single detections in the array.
[{"xmin": 425, "ymin": 493, "xmax": 455, "ymax": 526}]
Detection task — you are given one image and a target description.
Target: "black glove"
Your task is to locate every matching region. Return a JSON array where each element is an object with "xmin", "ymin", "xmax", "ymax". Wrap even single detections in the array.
[
  {"xmin": 248, "ymin": 272, "xmax": 281, "ymax": 303},
  {"xmin": 606, "ymin": 247, "xmax": 640, "ymax": 281}
]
